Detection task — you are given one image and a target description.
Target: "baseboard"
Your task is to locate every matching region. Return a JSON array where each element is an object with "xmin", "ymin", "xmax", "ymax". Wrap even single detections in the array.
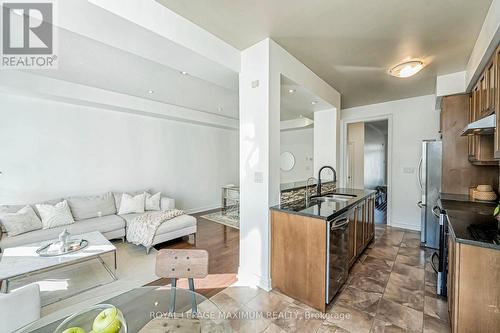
[
  {"xmin": 237, "ymin": 266, "xmax": 272, "ymax": 291},
  {"xmin": 185, "ymin": 205, "xmax": 221, "ymax": 214},
  {"xmin": 390, "ymin": 220, "xmax": 420, "ymax": 231}
]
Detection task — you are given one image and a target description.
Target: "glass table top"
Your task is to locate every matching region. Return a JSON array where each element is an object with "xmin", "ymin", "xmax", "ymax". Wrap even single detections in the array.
[{"xmin": 19, "ymin": 286, "xmax": 231, "ymax": 333}]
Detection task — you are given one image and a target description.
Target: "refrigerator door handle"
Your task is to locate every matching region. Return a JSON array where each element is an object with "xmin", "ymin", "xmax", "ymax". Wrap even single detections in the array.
[{"xmin": 417, "ymin": 157, "xmax": 423, "ymax": 191}]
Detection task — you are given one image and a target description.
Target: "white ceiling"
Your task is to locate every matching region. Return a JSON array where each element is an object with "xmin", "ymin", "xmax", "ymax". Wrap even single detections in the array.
[
  {"xmin": 155, "ymin": 0, "xmax": 493, "ymax": 108},
  {"xmin": 27, "ymin": 27, "xmax": 239, "ymax": 119},
  {"xmin": 281, "ymin": 76, "xmax": 331, "ymax": 121}
]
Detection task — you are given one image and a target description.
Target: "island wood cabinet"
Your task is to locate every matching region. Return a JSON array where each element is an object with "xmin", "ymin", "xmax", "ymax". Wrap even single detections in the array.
[
  {"xmin": 447, "ymin": 234, "xmax": 500, "ymax": 333},
  {"xmin": 271, "ymin": 193, "xmax": 376, "ymax": 312}
]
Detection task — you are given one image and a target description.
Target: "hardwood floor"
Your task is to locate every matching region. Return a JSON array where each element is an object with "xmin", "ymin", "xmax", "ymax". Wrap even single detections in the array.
[{"xmin": 146, "ymin": 209, "xmax": 239, "ymax": 298}]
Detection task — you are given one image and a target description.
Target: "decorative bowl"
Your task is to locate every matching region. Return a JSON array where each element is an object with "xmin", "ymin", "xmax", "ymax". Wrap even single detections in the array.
[{"xmin": 54, "ymin": 304, "xmax": 127, "ymax": 333}]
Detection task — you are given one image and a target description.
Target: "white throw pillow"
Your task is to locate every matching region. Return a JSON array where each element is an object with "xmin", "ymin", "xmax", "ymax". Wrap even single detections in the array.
[
  {"xmin": 0, "ymin": 205, "xmax": 42, "ymax": 236},
  {"xmin": 36, "ymin": 200, "xmax": 75, "ymax": 229},
  {"xmin": 145, "ymin": 192, "xmax": 161, "ymax": 211},
  {"xmin": 118, "ymin": 193, "xmax": 145, "ymax": 215}
]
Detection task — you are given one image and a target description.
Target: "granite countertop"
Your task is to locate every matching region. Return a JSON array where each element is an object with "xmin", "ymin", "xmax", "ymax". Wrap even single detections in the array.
[
  {"xmin": 439, "ymin": 193, "xmax": 500, "ymax": 250},
  {"xmin": 270, "ymin": 188, "xmax": 376, "ymax": 221},
  {"xmin": 280, "ymin": 180, "xmax": 335, "ymax": 192}
]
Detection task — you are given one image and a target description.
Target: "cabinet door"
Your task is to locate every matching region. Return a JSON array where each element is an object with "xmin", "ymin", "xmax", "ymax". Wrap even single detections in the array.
[
  {"xmin": 495, "ymin": 45, "xmax": 500, "ymax": 159},
  {"xmin": 347, "ymin": 208, "xmax": 356, "ymax": 268},
  {"xmin": 488, "ymin": 59, "xmax": 495, "ymax": 114},
  {"xmin": 356, "ymin": 202, "xmax": 365, "ymax": 255},
  {"xmin": 468, "ymin": 95, "xmax": 476, "ymax": 160},
  {"xmin": 364, "ymin": 198, "xmax": 371, "ymax": 244},
  {"xmin": 480, "ymin": 73, "xmax": 488, "ymax": 116},
  {"xmin": 369, "ymin": 196, "xmax": 375, "ymax": 240}
]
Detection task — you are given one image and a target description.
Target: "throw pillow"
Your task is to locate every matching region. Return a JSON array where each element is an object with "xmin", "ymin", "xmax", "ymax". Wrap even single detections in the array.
[
  {"xmin": 36, "ymin": 200, "xmax": 75, "ymax": 229},
  {"xmin": 118, "ymin": 193, "xmax": 145, "ymax": 215},
  {"xmin": 145, "ymin": 192, "xmax": 161, "ymax": 211},
  {"xmin": 67, "ymin": 192, "xmax": 117, "ymax": 221},
  {"xmin": 113, "ymin": 189, "xmax": 150, "ymax": 212},
  {"xmin": 0, "ymin": 205, "xmax": 42, "ymax": 237}
]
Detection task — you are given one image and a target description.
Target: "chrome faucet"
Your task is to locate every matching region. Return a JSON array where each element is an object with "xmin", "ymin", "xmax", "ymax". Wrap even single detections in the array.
[
  {"xmin": 317, "ymin": 166, "xmax": 337, "ymax": 197},
  {"xmin": 305, "ymin": 177, "xmax": 317, "ymax": 205}
]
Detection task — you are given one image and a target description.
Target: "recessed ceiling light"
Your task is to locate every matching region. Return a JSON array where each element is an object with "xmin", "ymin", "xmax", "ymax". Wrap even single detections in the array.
[
  {"xmin": 311, "ymin": 101, "xmax": 318, "ymax": 105},
  {"xmin": 288, "ymin": 89, "xmax": 296, "ymax": 93},
  {"xmin": 389, "ymin": 60, "xmax": 424, "ymax": 78},
  {"xmin": 147, "ymin": 90, "xmax": 154, "ymax": 94},
  {"xmin": 180, "ymin": 71, "xmax": 189, "ymax": 75}
]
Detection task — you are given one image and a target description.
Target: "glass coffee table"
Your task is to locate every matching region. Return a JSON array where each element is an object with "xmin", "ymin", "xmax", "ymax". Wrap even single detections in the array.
[
  {"xmin": 0, "ymin": 231, "xmax": 117, "ymax": 302},
  {"xmin": 20, "ymin": 286, "xmax": 232, "ymax": 333}
]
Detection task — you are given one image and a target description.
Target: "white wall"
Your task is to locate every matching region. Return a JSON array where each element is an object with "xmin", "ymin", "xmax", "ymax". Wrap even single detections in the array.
[
  {"xmin": 280, "ymin": 128, "xmax": 313, "ymax": 183},
  {"xmin": 341, "ymin": 95, "xmax": 440, "ymax": 231},
  {"xmin": 313, "ymin": 109, "xmax": 338, "ymax": 179},
  {"xmin": 0, "ymin": 93, "xmax": 239, "ymax": 212},
  {"xmin": 239, "ymin": 38, "xmax": 341, "ymax": 290}
]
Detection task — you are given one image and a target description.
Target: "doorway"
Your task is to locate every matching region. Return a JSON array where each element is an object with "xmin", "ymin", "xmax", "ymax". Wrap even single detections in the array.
[{"xmin": 346, "ymin": 120, "xmax": 388, "ymax": 224}]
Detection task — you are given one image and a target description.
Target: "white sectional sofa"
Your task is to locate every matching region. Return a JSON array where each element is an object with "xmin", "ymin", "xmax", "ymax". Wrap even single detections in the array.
[{"xmin": 0, "ymin": 191, "xmax": 197, "ymax": 253}]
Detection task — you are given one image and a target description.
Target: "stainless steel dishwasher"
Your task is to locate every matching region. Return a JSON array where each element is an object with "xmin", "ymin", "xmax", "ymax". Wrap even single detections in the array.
[{"xmin": 325, "ymin": 209, "xmax": 352, "ymax": 303}]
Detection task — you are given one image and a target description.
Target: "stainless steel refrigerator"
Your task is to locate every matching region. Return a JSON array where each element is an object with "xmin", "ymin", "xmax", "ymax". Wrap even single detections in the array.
[{"xmin": 417, "ymin": 140, "xmax": 442, "ymax": 249}]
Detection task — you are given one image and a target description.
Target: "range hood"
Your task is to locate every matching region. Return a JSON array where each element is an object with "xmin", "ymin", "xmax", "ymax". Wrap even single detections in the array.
[{"xmin": 460, "ymin": 114, "xmax": 496, "ymax": 136}]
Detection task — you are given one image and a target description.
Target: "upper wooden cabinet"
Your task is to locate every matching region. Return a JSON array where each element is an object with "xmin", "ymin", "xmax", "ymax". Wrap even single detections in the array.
[{"xmin": 467, "ymin": 43, "xmax": 500, "ymax": 163}]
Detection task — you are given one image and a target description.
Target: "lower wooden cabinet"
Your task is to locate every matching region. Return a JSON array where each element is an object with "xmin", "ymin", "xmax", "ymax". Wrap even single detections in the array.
[{"xmin": 447, "ymin": 234, "xmax": 500, "ymax": 333}]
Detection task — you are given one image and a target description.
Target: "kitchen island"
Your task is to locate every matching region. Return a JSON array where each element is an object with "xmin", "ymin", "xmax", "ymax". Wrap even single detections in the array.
[{"xmin": 270, "ymin": 188, "xmax": 376, "ymax": 312}]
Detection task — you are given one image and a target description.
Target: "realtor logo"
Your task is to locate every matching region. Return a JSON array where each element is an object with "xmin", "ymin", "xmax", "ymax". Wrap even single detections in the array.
[{"xmin": 1, "ymin": 1, "xmax": 57, "ymax": 68}]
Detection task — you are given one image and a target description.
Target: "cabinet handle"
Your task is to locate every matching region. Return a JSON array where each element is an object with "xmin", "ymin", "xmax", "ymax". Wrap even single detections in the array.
[
  {"xmin": 417, "ymin": 201, "xmax": 426, "ymax": 208},
  {"xmin": 331, "ymin": 218, "xmax": 349, "ymax": 230},
  {"xmin": 432, "ymin": 206, "xmax": 441, "ymax": 218}
]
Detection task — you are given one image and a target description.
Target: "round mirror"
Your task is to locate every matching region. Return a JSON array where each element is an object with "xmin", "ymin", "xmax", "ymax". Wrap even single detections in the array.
[{"xmin": 280, "ymin": 152, "xmax": 295, "ymax": 171}]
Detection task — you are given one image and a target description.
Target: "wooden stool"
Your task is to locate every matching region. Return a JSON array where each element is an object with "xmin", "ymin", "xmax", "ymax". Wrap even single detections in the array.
[{"xmin": 155, "ymin": 249, "xmax": 209, "ymax": 314}]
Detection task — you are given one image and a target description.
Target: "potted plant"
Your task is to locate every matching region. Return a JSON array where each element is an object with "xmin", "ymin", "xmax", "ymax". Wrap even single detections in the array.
[{"xmin": 493, "ymin": 204, "xmax": 500, "ymax": 228}]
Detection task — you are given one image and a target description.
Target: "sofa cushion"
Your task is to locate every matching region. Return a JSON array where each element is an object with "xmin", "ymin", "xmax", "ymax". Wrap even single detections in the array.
[
  {"xmin": 0, "ymin": 215, "xmax": 125, "ymax": 249},
  {"xmin": 0, "ymin": 205, "xmax": 25, "ymax": 232},
  {"xmin": 67, "ymin": 192, "xmax": 116, "ymax": 221},
  {"xmin": 113, "ymin": 190, "xmax": 150, "ymax": 213},
  {"xmin": 120, "ymin": 213, "xmax": 196, "ymax": 235},
  {"xmin": 118, "ymin": 193, "xmax": 145, "ymax": 215},
  {"xmin": 145, "ymin": 192, "xmax": 161, "ymax": 211},
  {"xmin": 0, "ymin": 205, "xmax": 42, "ymax": 237},
  {"xmin": 36, "ymin": 200, "xmax": 75, "ymax": 229}
]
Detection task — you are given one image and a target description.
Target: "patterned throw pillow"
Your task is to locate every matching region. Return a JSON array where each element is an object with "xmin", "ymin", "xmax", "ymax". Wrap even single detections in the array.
[
  {"xmin": 0, "ymin": 205, "xmax": 42, "ymax": 236},
  {"xmin": 118, "ymin": 193, "xmax": 145, "ymax": 215},
  {"xmin": 36, "ymin": 200, "xmax": 75, "ymax": 229},
  {"xmin": 145, "ymin": 192, "xmax": 161, "ymax": 211}
]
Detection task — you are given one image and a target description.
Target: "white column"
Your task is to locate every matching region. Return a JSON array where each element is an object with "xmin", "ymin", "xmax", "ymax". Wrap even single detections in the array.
[
  {"xmin": 238, "ymin": 39, "xmax": 280, "ymax": 290},
  {"xmin": 313, "ymin": 108, "xmax": 338, "ymax": 180}
]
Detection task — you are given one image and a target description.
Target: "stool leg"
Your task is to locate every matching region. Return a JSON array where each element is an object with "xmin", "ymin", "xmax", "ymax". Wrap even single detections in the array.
[
  {"xmin": 188, "ymin": 278, "xmax": 198, "ymax": 315},
  {"xmin": 169, "ymin": 278, "xmax": 177, "ymax": 314}
]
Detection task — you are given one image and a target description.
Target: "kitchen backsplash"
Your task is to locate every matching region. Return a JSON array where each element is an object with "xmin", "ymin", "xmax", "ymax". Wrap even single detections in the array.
[{"xmin": 280, "ymin": 181, "xmax": 336, "ymax": 204}]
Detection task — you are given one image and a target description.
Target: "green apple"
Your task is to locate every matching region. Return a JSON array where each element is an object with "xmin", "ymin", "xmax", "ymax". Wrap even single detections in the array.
[
  {"xmin": 62, "ymin": 327, "xmax": 86, "ymax": 333},
  {"xmin": 92, "ymin": 308, "xmax": 122, "ymax": 333}
]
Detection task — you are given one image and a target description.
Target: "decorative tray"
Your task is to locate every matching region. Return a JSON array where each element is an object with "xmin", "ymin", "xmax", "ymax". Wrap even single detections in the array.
[{"xmin": 36, "ymin": 239, "xmax": 89, "ymax": 257}]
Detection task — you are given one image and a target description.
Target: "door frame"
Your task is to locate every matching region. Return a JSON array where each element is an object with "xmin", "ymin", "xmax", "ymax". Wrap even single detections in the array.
[{"xmin": 340, "ymin": 114, "xmax": 393, "ymax": 226}]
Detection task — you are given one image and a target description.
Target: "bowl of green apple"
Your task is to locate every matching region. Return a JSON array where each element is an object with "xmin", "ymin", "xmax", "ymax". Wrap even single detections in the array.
[{"xmin": 54, "ymin": 304, "xmax": 127, "ymax": 333}]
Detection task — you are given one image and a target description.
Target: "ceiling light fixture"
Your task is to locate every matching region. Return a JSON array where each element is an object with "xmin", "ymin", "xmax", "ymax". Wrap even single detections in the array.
[
  {"xmin": 311, "ymin": 101, "xmax": 318, "ymax": 105},
  {"xmin": 180, "ymin": 71, "xmax": 189, "ymax": 75},
  {"xmin": 147, "ymin": 90, "xmax": 154, "ymax": 94},
  {"xmin": 389, "ymin": 60, "xmax": 424, "ymax": 78},
  {"xmin": 288, "ymin": 89, "xmax": 296, "ymax": 93}
]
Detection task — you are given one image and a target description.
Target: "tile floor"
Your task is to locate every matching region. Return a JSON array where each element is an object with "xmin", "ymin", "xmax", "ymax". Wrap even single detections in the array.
[{"xmin": 210, "ymin": 225, "xmax": 451, "ymax": 333}]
